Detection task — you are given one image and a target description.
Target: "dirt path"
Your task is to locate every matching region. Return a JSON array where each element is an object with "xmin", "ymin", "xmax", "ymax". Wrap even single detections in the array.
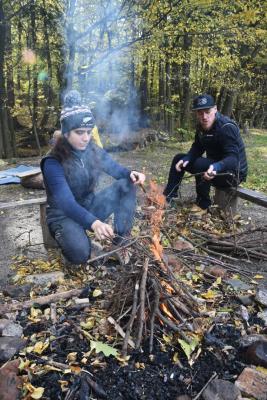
[{"xmin": 0, "ymin": 146, "xmax": 266, "ymax": 288}]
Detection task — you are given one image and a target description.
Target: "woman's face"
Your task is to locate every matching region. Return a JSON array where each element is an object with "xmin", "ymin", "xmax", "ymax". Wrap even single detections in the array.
[{"xmin": 66, "ymin": 128, "xmax": 92, "ymax": 150}]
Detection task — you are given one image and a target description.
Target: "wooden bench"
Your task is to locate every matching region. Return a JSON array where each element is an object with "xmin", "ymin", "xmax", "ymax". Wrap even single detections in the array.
[
  {"xmin": 214, "ymin": 187, "xmax": 267, "ymax": 215},
  {"xmin": 0, "ymin": 197, "xmax": 58, "ymax": 249}
]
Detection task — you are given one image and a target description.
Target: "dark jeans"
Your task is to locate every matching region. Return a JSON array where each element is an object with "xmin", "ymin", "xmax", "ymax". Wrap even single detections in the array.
[
  {"xmin": 49, "ymin": 178, "xmax": 136, "ymax": 264},
  {"xmin": 163, "ymin": 153, "xmax": 240, "ymax": 209}
]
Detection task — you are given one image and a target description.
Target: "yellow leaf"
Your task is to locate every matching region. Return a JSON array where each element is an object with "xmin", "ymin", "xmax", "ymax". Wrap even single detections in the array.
[
  {"xmin": 215, "ymin": 277, "xmax": 222, "ymax": 285},
  {"xmin": 33, "ymin": 341, "xmax": 49, "ymax": 355},
  {"xmin": 173, "ymin": 352, "xmax": 180, "ymax": 364},
  {"xmin": 135, "ymin": 362, "xmax": 145, "ymax": 369},
  {"xmin": 80, "ymin": 317, "xmax": 95, "ymax": 330},
  {"xmin": 30, "ymin": 387, "xmax": 44, "ymax": 399},
  {"xmin": 67, "ymin": 352, "xmax": 77, "ymax": 362},
  {"xmin": 201, "ymin": 290, "xmax": 216, "ymax": 299},
  {"xmin": 163, "ymin": 334, "xmax": 172, "ymax": 344},
  {"xmin": 31, "ymin": 307, "xmax": 42, "ymax": 318},
  {"xmin": 92, "ymin": 288, "xmax": 102, "ymax": 297},
  {"xmin": 58, "ymin": 380, "xmax": 69, "ymax": 390},
  {"xmin": 256, "ymin": 366, "xmax": 267, "ymax": 374},
  {"xmin": 254, "ymin": 274, "xmax": 264, "ymax": 279}
]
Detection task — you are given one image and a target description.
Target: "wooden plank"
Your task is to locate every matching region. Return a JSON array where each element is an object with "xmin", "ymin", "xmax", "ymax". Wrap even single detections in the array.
[
  {"xmin": 39, "ymin": 203, "xmax": 58, "ymax": 249},
  {"xmin": 0, "ymin": 197, "xmax": 47, "ymax": 210},
  {"xmin": 233, "ymin": 187, "xmax": 267, "ymax": 208}
]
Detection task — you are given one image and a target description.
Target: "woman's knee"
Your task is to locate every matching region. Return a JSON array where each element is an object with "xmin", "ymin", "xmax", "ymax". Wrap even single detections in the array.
[
  {"xmin": 117, "ymin": 178, "xmax": 136, "ymax": 195},
  {"xmin": 64, "ymin": 243, "xmax": 90, "ymax": 264}
]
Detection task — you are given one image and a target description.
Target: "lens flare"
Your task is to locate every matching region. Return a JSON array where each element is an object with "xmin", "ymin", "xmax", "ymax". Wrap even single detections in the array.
[{"xmin": 22, "ymin": 48, "xmax": 36, "ymax": 65}]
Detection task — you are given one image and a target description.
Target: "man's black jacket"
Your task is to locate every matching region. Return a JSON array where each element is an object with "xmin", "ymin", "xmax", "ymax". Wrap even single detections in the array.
[{"xmin": 183, "ymin": 112, "xmax": 247, "ymax": 179}]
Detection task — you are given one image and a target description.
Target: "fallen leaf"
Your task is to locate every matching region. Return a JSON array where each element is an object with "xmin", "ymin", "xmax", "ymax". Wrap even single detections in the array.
[
  {"xmin": 92, "ymin": 289, "xmax": 102, "ymax": 297},
  {"xmin": 67, "ymin": 352, "xmax": 77, "ymax": 362},
  {"xmin": 80, "ymin": 318, "xmax": 95, "ymax": 330},
  {"xmin": 201, "ymin": 290, "xmax": 216, "ymax": 299},
  {"xmin": 178, "ymin": 337, "xmax": 199, "ymax": 360},
  {"xmin": 31, "ymin": 387, "xmax": 44, "ymax": 399},
  {"xmin": 90, "ymin": 340, "xmax": 118, "ymax": 357}
]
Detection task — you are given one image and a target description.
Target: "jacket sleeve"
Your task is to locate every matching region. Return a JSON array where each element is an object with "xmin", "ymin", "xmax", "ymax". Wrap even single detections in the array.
[
  {"xmin": 93, "ymin": 144, "xmax": 131, "ymax": 179},
  {"xmin": 182, "ymin": 132, "xmax": 205, "ymax": 163},
  {"xmin": 42, "ymin": 158, "xmax": 98, "ymax": 229},
  {"xmin": 212, "ymin": 124, "xmax": 240, "ymax": 173}
]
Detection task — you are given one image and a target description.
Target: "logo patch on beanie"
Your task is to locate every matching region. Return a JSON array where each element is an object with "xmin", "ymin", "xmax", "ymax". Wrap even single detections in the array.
[{"xmin": 82, "ymin": 117, "xmax": 92, "ymax": 124}]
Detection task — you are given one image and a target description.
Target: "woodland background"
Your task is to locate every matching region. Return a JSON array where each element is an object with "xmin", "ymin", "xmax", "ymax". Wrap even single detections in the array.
[{"xmin": 0, "ymin": 0, "xmax": 266, "ymax": 159}]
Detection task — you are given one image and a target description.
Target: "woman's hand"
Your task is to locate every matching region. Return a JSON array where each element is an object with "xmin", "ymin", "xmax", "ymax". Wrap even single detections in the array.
[
  {"xmin": 91, "ymin": 220, "xmax": 114, "ymax": 240},
  {"xmin": 130, "ymin": 171, "xmax": 146, "ymax": 185}
]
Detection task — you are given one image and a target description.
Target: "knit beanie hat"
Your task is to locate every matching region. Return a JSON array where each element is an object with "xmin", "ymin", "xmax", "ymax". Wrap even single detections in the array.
[{"xmin": 60, "ymin": 90, "xmax": 95, "ymax": 134}]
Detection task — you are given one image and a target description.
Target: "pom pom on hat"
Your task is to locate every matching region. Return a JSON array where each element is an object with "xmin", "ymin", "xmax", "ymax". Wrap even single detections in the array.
[
  {"xmin": 63, "ymin": 90, "xmax": 82, "ymax": 108},
  {"xmin": 60, "ymin": 90, "xmax": 95, "ymax": 134}
]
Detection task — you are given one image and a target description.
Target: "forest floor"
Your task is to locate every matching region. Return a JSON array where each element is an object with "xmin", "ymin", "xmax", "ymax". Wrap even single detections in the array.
[{"xmin": 0, "ymin": 132, "xmax": 267, "ymax": 399}]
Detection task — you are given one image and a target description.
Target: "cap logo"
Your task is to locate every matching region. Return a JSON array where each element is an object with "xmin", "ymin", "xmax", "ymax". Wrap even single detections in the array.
[{"xmin": 198, "ymin": 97, "xmax": 208, "ymax": 106}]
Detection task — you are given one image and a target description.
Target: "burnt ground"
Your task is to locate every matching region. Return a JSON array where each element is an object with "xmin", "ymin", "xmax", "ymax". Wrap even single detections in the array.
[{"xmin": 0, "ymin": 142, "xmax": 266, "ymax": 287}]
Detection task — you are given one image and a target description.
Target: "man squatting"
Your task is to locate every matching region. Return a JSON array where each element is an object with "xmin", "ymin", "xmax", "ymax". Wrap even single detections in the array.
[{"xmin": 164, "ymin": 94, "xmax": 248, "ymax": 210}]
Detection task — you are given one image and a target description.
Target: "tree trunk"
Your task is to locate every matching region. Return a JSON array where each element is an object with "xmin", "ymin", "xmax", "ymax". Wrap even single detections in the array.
[
  {"xmin": 180, "ymin": 33, "xmax": 192, "ymax": 129},
  {"xmin": 139, "ymin": 56, "xmax": 148, "ymax": 127},
  {"xmin": 39, "ymin": 3, "xmax": 54, "ymax": 130},
  {"xmin": 0, "ymin": 0, "xmax": 16, "ymax": 158},
  {"xmin": 158, "ymin": 59, "xmax": 165, "ymax": 127},
  {"xmin": 165, "ymin": 61, "xmax": 172, "ymax": 132},
  {"xmin": 221, "ymin": 89, "xmax": 235, "ymax": 117},
  {"xmin": 29, "ymin": 0, "xmax": 41, "ymax": 154},
  {"xmin": 65, "ymin": 0, "xmax": 77, "ymax": 90}
]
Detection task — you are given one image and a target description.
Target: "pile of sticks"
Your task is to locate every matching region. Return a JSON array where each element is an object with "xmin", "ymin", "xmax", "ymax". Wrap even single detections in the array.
[
  {"xmin": 108, "ymin": 243, "xmax": 202, "ymax": 355},
  {"xmin": 191, "ymin": 225, "xmax": 267, "ymax": 261}
]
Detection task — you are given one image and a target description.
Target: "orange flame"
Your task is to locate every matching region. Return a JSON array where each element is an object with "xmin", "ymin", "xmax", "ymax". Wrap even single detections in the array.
[
  {"xmin": 146, "ymin": 181, "xmax": 166, "ymax": 264},
  {"xmin": 160, "ymin": 303, "xmax": 176, "ymax": 322},
  {"xmin": 161, "ymin": 280, "xmax": 174, "ymax": 294}
]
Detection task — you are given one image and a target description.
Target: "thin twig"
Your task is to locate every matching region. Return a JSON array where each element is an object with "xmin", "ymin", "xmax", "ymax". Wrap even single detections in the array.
[
  {"xmin": 136, "ymin": 258, "xmax": 149, "ymax": 349},
  {"xmin": 149, "ymin": 280, "xmax": 160, "ymax": 353},
  {"xmin": 192, "ymin": 371, "xmax": 217, "ymax": 400},
  {"xmin": 122, "ymin": 281, "xmax": 139, "ymax": 355}
]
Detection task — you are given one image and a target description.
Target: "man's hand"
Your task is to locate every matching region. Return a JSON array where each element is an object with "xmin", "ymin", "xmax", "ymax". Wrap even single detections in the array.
[
  {"xmin": 175, "ymin": 160, "xmax": 189, "ymax": 172},
  {"xmin": 91, "ymin": 220, "xmax": 114, "ymax": 241},
  {"xmin": 203, "ymin": 165, "xmax": 216, "ymax": 180},
  {"xmin": 130, "ymin": 171, "xmax": 146, "ymax": 185}
]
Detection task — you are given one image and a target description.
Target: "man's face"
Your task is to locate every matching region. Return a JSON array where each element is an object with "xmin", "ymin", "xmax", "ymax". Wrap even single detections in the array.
[{"xmin": 196, "ymin": 106, "xmax": 217, "ymax": 131}]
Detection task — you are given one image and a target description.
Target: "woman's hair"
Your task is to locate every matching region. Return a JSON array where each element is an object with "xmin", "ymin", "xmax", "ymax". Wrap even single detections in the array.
[{"xmin": 50, "ymin": 135, "xmax": 72, "ymax": 162}]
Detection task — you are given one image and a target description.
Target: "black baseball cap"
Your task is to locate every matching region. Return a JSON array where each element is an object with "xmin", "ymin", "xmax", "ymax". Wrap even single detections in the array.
[{"xmin": 192, "ymin": 94, "xmax": 215, "ymax": 110}]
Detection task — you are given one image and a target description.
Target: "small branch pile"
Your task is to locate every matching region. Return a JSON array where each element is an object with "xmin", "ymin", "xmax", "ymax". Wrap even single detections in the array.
[
  {"xmin": 108, "ymin": 252, "xmax": 201, "ymax": 355},
  {"xmin": 191, "ymin": 225, "xmax": 267, "ymax": 261}
]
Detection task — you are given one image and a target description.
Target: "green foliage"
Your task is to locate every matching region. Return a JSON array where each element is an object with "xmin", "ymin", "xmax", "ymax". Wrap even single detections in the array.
[
  {"xmin": 175, "ymin": 128, "xmax": 195, "ymax": 142},
  {"xmin": 244, "ymin": 130, "xmax": 267, "ymax": 193}
]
